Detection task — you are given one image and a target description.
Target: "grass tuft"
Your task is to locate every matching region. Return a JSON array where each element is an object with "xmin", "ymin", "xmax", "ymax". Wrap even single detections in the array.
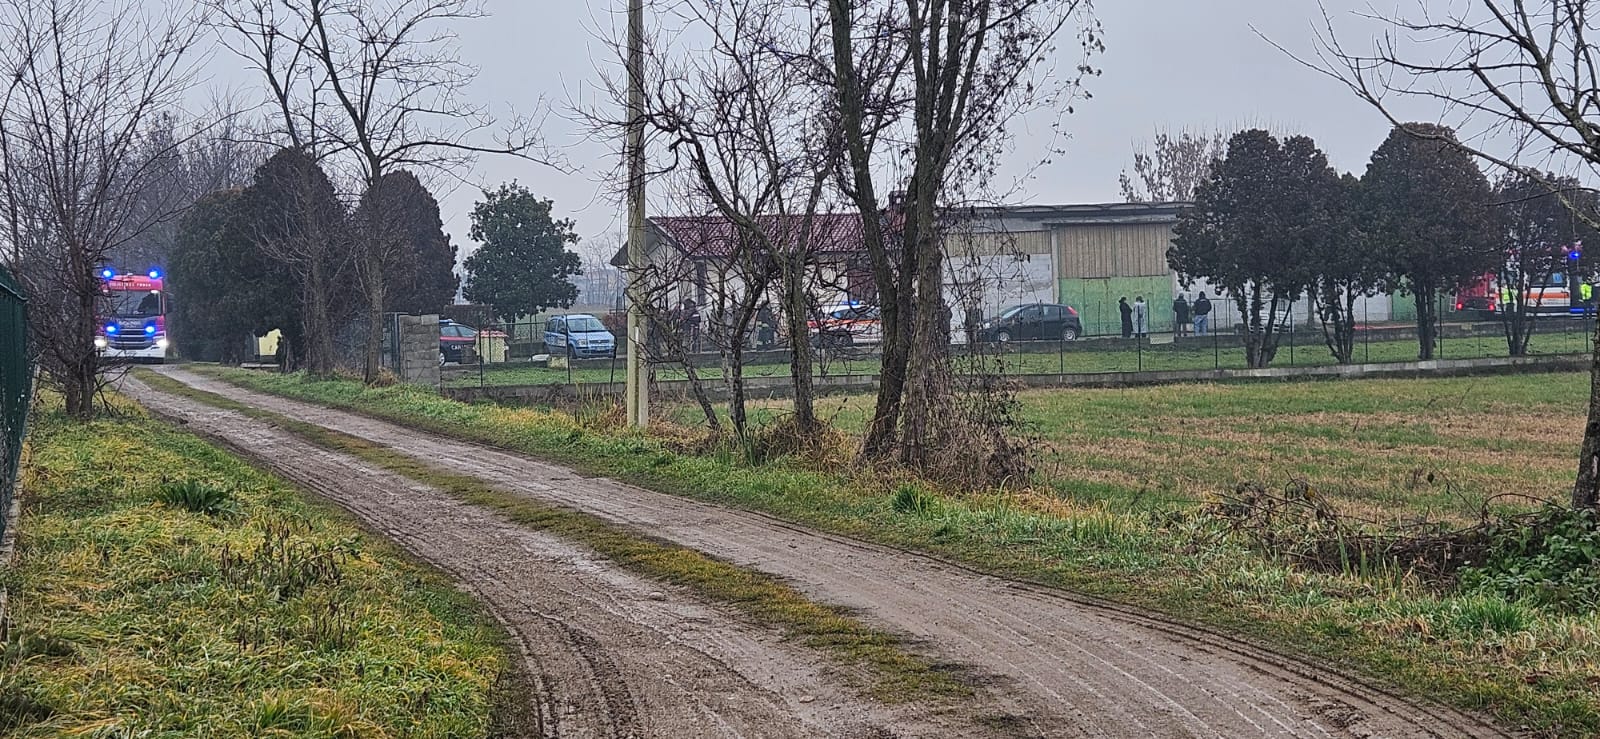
[{"xmin": 155, "ymin": 478, "xmax": 236, "ymax": 516}]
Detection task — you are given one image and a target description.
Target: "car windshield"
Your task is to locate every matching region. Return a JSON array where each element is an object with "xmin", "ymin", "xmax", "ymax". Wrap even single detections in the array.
[
  {"xmin": 999, "ymin": 305, "xmax": 1028, "ymax": 319},
  {"xmin": 103, "ymin": 289, "xmax": 162, "ymax": 318},
  {"xmin": 566, "ymin": 316, "xmax": 604, "ymax": 333}
]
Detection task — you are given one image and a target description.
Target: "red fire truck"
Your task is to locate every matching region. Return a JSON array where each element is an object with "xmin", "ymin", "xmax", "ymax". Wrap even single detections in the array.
[{"xmin": 94, "ymin": 268, "xmax": 169, "ymax": 361}]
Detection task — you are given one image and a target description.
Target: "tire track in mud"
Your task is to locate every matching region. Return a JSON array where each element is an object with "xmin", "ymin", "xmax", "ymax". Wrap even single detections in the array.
[
  {"xmin": 126, "ymin": 374, "xmax": 960, "ymax": 739},
  {"xmin": 140, "ymin": 367, "xmax": 1516, "ymax": 738}
]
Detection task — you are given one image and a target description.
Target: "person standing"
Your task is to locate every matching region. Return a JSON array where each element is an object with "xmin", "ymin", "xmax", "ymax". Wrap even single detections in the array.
[
  {"xmin": 1193, "ymin": 292, "xmax": 1212, "ymax": 336},
  {"xmin": 1172, "ymin": 294, "xmax": 1191, "ymax": 338},
  {"xmin": 1133, "ymin": 296, "xmax": 1149, "ymax": 339},
  {"xmin": 1118, "ymin": 296, "xmax": 1133, "ymax": 338},
  {"xmin": 680, "ymin": 298, "xmax": 701, "ymax": 352}
]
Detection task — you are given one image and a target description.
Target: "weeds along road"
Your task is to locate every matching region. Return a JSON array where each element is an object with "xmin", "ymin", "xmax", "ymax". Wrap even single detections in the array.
[{"xmin": 129, "ymin": 366, "xmax": 1513, "ymax": 739}]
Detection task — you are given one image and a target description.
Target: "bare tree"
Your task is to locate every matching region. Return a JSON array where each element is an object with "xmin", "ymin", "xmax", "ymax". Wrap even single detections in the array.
[
  {"xmin": 1303, "ymin": 1, "xmax": 1600, "ymax": 506},
  {"xmin": 0, "ymin": 0, "xmax": 205, "ymax": 419},
  {"xmin": 1119, "ymin": 129, "xmax": 1226, "ymax": 203},
  {"xmin": 826, "ymin": 0, "xmax": 1102, "ymax": 470},
  {"xmin": 109, "ymin": 110, "xmax": 267, "ymax": 270},
  {"xmin": 209, "ymin": 0, "xmax": 556, "ymax": 382},
  {"xmin": 614, "ymin": 0, "xmax": 844, "ymax": 438}
]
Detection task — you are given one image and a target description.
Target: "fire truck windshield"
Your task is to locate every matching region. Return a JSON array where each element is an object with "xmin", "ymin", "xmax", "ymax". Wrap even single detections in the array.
[{"xmin": 104, "ymin": 289, "xmax": 163, "ymax": 318}]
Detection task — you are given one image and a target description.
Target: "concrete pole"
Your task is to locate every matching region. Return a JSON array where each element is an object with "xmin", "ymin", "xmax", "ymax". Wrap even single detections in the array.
[{"xmin": 624, "ymin": 0, "xmax": 649, "ymax": 427}]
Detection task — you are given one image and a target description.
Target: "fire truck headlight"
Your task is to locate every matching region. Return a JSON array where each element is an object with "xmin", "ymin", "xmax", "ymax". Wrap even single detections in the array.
[
  {"xmin": 93, "ymin": 337, "xmax": 107, "ymax": 349},
  {"xmin": 155, "ymin": 338, "xmax": 169, "ymax": 349}
]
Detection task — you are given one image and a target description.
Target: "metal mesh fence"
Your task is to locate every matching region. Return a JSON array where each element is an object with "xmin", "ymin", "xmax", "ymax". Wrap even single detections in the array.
[
  {"xmin": 0, "ymin": 264, "xmax": 31, "ymax": 540},
  {"xmin": 434, "ymin": 300, "xmax": 1596, "ymax": 394}
]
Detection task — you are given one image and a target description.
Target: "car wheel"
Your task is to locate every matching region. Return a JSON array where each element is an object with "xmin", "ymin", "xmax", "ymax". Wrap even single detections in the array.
[
  {"xmin": 1062, "ymin": 327, "xmax": 1079, "ymax": 341},
  {"xmin": 995, "ymin": 330, "xmax": 1011, "ymax": 343},
  {"xmin": 439, "ymin": 350, "xmax": 446, "ymax": 367},
  {"xmin": 567, "ymin": 344, "xmax": 576, "ymax": 359}
]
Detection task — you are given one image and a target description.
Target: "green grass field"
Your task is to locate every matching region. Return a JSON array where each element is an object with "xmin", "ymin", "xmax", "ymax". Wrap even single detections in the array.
[
  {"xmin": 725, "ymin": 372, "xmax": 1586, "ymax": 522},
  {"xmin": 0, "ymin": 396, "xmax": 511, "ymax": 737},
  {"xmin": 204, "ymin": 365, "xmax": 1600, "ymax": 734},
  {"xmin": 450, "ymin": 325, "xmax": 1594, "ymax": 389}
]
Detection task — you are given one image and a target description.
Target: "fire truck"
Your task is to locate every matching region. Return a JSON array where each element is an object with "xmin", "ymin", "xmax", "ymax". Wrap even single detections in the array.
[
  {"xmin": 1455, "ymin": 246, "xmax": 1593, "ymax": 318},
  {"xmin": 94, "ymin": 268, "xmax": 169, "ymax": 362}
]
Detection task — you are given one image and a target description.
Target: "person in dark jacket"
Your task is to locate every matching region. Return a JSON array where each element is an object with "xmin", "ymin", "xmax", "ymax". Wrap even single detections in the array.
[
  {"xmin": 1118, "ymin": 296, "xmax": 1133, "ymax": 338},
  {"xmin": 1192, "ymin": 292, "xmax": 1213, "ymax": 336},
  {"xmin": 1173, "ymin": 295, "xmax": 1191, "ymax": 338}
]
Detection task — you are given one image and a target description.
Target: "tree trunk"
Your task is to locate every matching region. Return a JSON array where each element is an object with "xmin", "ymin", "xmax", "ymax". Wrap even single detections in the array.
[
  {"xmin": 725, "ymin": 343, "xmax": 746, "ymax": 439},
  {"xmin": 1574, "ymin": 318, "xmax": 1600, "ymax": 508},
  {"xmin": 780, "ymin": 260, "xmax": 816, "ymax": 434},
  {"xmin": 362, "ymin": 252, "xmax": 385, "ymax": 383},
  {"xmin": 1414, "ymin": 284, "xmax": 1437, "ymax": 361},
  {"xmin": 302, "ymin": 260, "xmax": 336, "ymax": 378},
  {"xmin": 65, "ymin": 279, "xmax": 99, "ymax": 420},
  {"xmin": 899, "ymin": 193, "xmax": 951, "ymax": 468},
  {"xmin": 863, "ymin": 288, "xmax": 909, "ymax": 458},
  {"xmin": 683, "ymin": 360, "xmax": 722, "ymax": 434}
]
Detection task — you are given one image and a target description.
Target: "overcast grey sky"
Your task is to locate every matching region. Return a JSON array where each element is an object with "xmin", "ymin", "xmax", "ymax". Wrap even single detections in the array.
[{"xmin": 206, "ymin": 1, "xmax": 1421, "ymax": 263}]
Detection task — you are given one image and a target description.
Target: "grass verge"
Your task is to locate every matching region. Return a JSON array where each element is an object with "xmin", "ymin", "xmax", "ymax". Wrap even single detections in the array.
[
  {"xmin": 133, "ymin": 369, "xmax": 968, "ymax": 705},
  {"xmin": 0, "ymin": 392, "xmax": 511, "ymax": 737},
  {"xmin": 191, "ymin": 365, "xmax": 1600, "ymax": 737}
]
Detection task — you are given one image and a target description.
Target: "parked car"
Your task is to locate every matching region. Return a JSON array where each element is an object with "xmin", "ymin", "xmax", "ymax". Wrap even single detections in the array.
[
  {"xmin": 439, "ymin": 319, "xmax": 479, "ymax": 365},
  {"xmin": 808, "ymin": 303, "xmax": 882, "ymax": 347},
  {"xmin": 545, "ymin": 314, "xmax": 617, "ymax": 358},
  {"xmin": 977, "ymin": 303, "xmax": 1082, "ymax": 343}
]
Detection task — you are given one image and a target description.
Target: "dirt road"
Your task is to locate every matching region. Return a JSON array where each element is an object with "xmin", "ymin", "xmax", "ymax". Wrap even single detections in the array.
[
  {"xmin": 130, "ymin": 367, "xmax": 1514, "ymax": 739},
  {"xmin": 124, "ymin": 374, "xmax": 947, "ymax": 739}
]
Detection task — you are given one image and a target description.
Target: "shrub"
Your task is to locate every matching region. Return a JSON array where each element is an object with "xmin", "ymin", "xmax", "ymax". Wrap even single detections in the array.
[
  {"xmin": 1459, "ymin": 505, "xmax": 1600, "ymax": 612},
  {"xmin": 155, "ymin": 479, "xmax": 236, "ymax": 516}
]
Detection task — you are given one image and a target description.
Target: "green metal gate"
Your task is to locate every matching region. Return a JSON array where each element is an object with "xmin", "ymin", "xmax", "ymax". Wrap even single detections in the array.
[{"xmin": 0, "ymin": 264, "xmax": 30, "ymax": 538}]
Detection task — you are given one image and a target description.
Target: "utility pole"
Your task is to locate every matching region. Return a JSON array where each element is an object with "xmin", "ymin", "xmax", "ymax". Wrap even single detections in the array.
[{"xmin": 624, "ymin": 0, "xmax": 649, "ymax": 427}]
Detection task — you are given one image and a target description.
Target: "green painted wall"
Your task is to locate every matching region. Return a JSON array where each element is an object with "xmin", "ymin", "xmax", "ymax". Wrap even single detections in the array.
[
  {"xmin": 1058, "ymin": 276, "xmax": 1174, "ymax": 335},
  {"xmin": 1390, "ymin": 293, "xmax": 1418, "ymax": 323}
]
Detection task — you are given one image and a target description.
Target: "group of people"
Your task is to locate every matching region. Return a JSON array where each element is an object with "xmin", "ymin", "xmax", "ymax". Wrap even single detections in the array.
[{"xmin": 1118, "ymin": 292, "xmax": 1213, "ymax": 338}]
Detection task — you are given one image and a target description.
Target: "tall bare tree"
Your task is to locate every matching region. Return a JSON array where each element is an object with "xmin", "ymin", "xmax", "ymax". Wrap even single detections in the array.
[
  {"xmin": 209, "ymin": 0, "xmax": 555, "ymax": 382},
  {"xmin": 1304, "ymin": 0, "xmax": 1600, "ymax": 507},
  {"xmin": 615, "ymin": 0, "xmax": 843, "ymax": 438},
  {"xmin": 0, "ymin": 0, "xmax": 205, "ymax": 419},
  {"xmin": 827, "ymin": 0, "xmax": 1101, "ymax": 471}
]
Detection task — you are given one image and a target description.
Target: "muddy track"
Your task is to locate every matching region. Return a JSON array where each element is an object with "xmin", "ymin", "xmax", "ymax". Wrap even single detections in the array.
[
  {"xmin": 125, "ymin": 374, "xmax": 956, "ymax": 739},
  {"xmin": 136, "ymin": 367, "xmax": 1516, "ymax": 738}
]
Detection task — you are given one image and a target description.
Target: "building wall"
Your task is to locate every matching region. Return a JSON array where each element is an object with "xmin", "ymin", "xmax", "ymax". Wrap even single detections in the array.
[
  {"xmin": 944, "ymin": 229, "xmax": 1056, "ymax": 335},
  {"xmin": 1051, "ymin": 222, "xmax": 1176, "ymax": 334},
  {"xmin": 1054, "ymin": 222, "xmax": 1173, "ymax": 279},
  {"xmin": 1058, "ymin": 276, "xmax": 1172, "ymax": 335}
]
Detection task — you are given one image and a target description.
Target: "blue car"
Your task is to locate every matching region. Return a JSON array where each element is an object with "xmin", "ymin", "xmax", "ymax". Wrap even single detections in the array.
[{"xmin": 544, "ymin": 314, "xmax": 616, "ymax": 359}]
